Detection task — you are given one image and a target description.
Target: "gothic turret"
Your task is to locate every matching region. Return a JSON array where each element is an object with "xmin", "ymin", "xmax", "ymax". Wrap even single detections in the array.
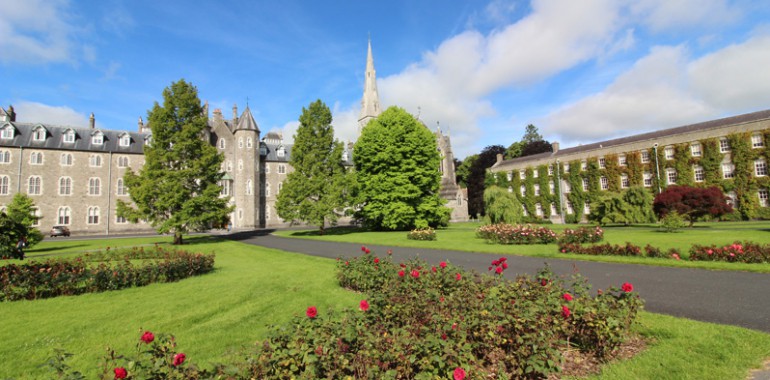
[{"xmin": 358, "ymin": 38, "xmax": 381, "ymax": 132}]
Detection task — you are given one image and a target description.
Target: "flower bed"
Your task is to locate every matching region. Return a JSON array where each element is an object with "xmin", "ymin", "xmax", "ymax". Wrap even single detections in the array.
[
  {"xmin": 557, "ymin": 226, "xmax": 604, "ymax": 244},
  {"xmin": 558, "ymin": 242, "xmax": 643, "ymax": 257},
  {"xmin": 407, "ymin": 227, "xmax": 437, "ymax": 241},
  {"xmin": 689, "ymin": 241, "xmax": 770, "ymax": 263},
  {"xmin": 476, "ymin": 223, "xmax": 558, "ymax": 244},
  {"xmin": 0, "ymin": 245, "xmax": 215, "ymax": 301}
]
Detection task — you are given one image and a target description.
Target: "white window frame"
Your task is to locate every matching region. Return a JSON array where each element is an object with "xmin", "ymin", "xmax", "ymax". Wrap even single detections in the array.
[
  {"xmin": 641, "ymin": 150, "xmax": 650, "ymax": 163},
  {"xmin": 620, "ymin": 174, "xmax": 629, "ymax": 189},
  {"xmin": 548, "ymin": 165, "xmax": 554, "ymax": 176},
  {"xmin": 582, "ymin": 177, "xmax": 589, "ymax": 191},
  {"xmin": 643, "ymin": 172, "xmax": 652, "ymax": 187},
  {"xmin": 533, "ymin": 169, "xmax": 539, "ymax": 178},
  {"xmin": 666, "ymin": 168, "xmax": 677, "ymax": 185},
  {"xmin": 664, "ymin": 146, "xmax": 675, "ymax": 160},
  {"xmin": 581, "ymin": 160, "xmax": 587, "ymax": 171},
  {"xmin": 0, "ymin": 175, "xmax": 9, "ymax": 195},
  {"xmin": 534, "ymin": 183, "xmax": 540, "ymax": 196},
  {"xmin": 719, "ymin": 138, "xmax": 730, "ymax": 153},
  {"xmin": 756, "ymin": 159, "xmax": 768, "ymax": 177},
  {"xmin": 88, "ymin": 177, "xmax": 101, "ymax": 196},
  {"xmin": 116, "ymin": 178, "xmax": 127, "ymax": 196},
  {"xmin": 28, "ymin": 176, "xmax": 41, "ymax": 195},
  {"xmin": 618, "ymin": 155, "xmax": 627, "ymax": 166},
  {"xmin": 119, "ymin": 134, "xmax": 131, "ymax": 147},
  {"xmin": 89, "ymin": 155, "xmax": 102, "ymax": 167},
  {"xmin": 247, "ymin": 138, "xmax": 252, "ymax": 149},
  {"xmin": 520, "ymin": 185, "xmax": 525, "ymax": 196},
  {"xmin": 506, "ymin": 172, "xmax": 513, "ymax": 181},
  {"xmin": 0, "ymin": 150, "xmax": 10, "ymax": 164},
  {"xmin": 118, "ymin": 156, "xmax": 129, "ymax": 168},
  {"xmin": 722, "ymin": 163, "xmax": 735, "ymax": 179},
  {"xmin": 60, "ymin": 153, "xmax": 73, "ymax": 166},
  {"xmin": 59, "ymin": 177, "xmax": 72, "ymax": 196},
  {"xmin": 29, "ymin": 151, "xmax": 43, "ymax": 165},
  {"xmin": 759, "ymin": 189, "xmax": 769, "ymax": 207},
  {"xmin": 751, "ymin": 133, "xmax": 764, "ymax": 149},
  {"xmin": 694, "ymin": 166, "xmax": 704, "ymax": 182},
  {"xmin": 598, "ymin": 157, "xmax": 606, "ymax": 169},
  {"xmin": 1, "ymin": 126, "xmax": 14, "ymax": 139},
  {"xmin": 600, "ymin": 176, "xmax": 609, "ymax": 190},
  {"xmin": 278, "ymin": 164, "xmax": 286, "ymax": 174},
  {"xmin": 92, "ymin": 133, "xmax": 104, "ymax": 145},
  {"xmin": 58, "ymin": 207, "xmax": 71, "ymax": 225},
  {"xmin": 63, "ymin": 130, "xmax": 75, "ymax": 143},
  {"xmin": 33, "ymin": 128, "xmax": 46, "ymax": 141},
  {"xmin": 519, "ymin": 170, "xmax": 525, "ymax": 179},
  {"xmin": 87, "ymin": 206, "xmax": 100, "ymax": 225},
  {"xmin": 690, "ymin": 143, "xmax": 702, "ymax": 157}
]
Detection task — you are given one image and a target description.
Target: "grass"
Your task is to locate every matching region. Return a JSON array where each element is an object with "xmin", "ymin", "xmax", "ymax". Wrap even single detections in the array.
[
  {"xmin": 1, "ymin": 234, "xmax": 769, "ymax": 379},
  {"xmin": 273, "ymin": 221, "xmax": 770, "ymax": 273}
]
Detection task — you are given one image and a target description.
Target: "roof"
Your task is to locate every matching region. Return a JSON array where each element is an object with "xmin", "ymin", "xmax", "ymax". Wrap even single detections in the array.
[
  {"xmin": 493, "ymin": 108, "xmax": 770, "ymax": 168},
  {"xmin": 0, "ymin": 122, "xmax": 146, "ymax": 154},
  {"xmin": 234, "ymin": 106, "xmax": 260, "ymax": 132},
  {"xmin": 260, "ymin": 140, "xmax": 354, "ymax": 166}
]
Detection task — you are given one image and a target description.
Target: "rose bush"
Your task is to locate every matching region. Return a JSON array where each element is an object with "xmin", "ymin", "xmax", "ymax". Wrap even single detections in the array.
[
  {"xmin": 476, "ymin": 224, "xmax": 558, "ymax": 244},
  {"xmin": 689, "ymin": 241, "xmax": 770, "ymax": 263}
]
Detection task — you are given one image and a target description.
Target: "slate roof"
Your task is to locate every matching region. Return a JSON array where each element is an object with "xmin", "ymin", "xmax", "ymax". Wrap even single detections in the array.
[
  {"xmin": 0, "ymin": 122, "xmax": 146, "ymax": 154},
  {"xmin": 234, "ymin": 106, "xmax": 260, "ymax": 132},
  {"xmin": 493, "ymin": 109, "xmax": 770, "ymax": 168},
  {"xmin": 260, "ymin": 140, "xmax": 354, "ymax": 166}
]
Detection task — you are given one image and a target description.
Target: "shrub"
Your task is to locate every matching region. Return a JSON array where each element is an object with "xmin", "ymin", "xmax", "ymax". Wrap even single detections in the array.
[
  {"xmin": 407, "ymin": 227, "xmax": 437, "ymax": 241},
  {"xmin": 660, "ymin": 211, "xmax": 687, "ymax": 232},
  {"xmin": 476, "ymin": 223, "xmax": 557, "ymax": 244},
  {"xmin": 557, "ymin": 226, "xmax": 604, "ymax": 244},
  {"xmin": 0, "ymin": 246, "xmax": 215, "ymax": 301},
  {"xmin": 643, "ymin": 244, "xmax": 682, "ymax": 260},
  {"xmin": 689, "ymin": 241, "xmax": 770, "ymax": 263},
  {"xmin": 559, "ymin": 242, "xmax": 643, "ymax": 257}
]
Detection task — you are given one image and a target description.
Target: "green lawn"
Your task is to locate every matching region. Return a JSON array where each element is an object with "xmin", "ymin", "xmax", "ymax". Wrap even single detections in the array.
[
  {"xmin": 274, "ymin": 221, "xmax": 770, "ymax": 273},
  {"xmin": 1, "ymin": 234, "xmax": 769, "ymax": 379}
]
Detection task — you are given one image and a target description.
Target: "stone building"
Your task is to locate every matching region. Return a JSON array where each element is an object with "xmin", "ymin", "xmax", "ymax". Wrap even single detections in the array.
[
  {"xmin": 0, "ymin": 40, "xmax": 468, "ymax": 234},
  {"xmin": 488, "ymin": 110, "xmax": 770, "ymax": 222}
]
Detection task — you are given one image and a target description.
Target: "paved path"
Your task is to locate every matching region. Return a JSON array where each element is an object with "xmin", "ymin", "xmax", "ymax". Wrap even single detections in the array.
[{"xmin": 226, "ymin": 230, "xmax": 770, "ymax": 334}]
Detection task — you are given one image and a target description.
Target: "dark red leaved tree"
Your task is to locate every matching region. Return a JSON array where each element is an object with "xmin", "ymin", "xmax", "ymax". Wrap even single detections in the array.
[{"xmin": 652, "ymin": 185, "xmax": 733, "ymax": 226}]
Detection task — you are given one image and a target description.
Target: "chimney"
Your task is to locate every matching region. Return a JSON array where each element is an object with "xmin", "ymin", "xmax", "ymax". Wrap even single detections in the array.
[
  {"xmin": 232, "ymin": 103, "xmax": 238, "ymax": 124},
  {"xmin": 203, "ymin": 100, "xmax": 209, "ymax": 117},
  {"xmin": 138, "ymin": 116, "xmax": 144, "ymax": 133},
  {"xmin": 213, "ymin": 108, "xmax": 222, "ymax": 120},
  {"xmin": 496, "ymin": 153, "xmax": 503, "ymax": 163},
  {"xmin": 552, "ymin": 141, "xmax": 559, "ymax": 153},
  {"xmin": 89, "ymin": 112, "xmax": 95, "ymax": 129},
  {"xmin": 8, "ymin": 105, "xmax": 16, "ymax": 122}
]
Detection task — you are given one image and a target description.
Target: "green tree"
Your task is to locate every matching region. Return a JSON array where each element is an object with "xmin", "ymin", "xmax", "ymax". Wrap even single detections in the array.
[
  {"xmin": 483, "ymin": 186, "xmax": 523, "ymax": 224},
  {"xmin": 0, "ymin": 194, "xmax": 42, "ymax": 258},
  {"xmin": 455, "ymin": 154, "xmax": 477, "ymax": 187},
  {"xmin": 505, "ymin": 141, "xmax": 523, "ymax": 159},
  {"xmin": 467, "ymin": 145, "xmax": 506, "ymax": 218},
  {"xmin": 276, "ymin": 100, "xmax": 350, "ymax": 234},
  {"xmin": 589, "ymin": 187, "xmax": 656, "ymax": 226},
  {"xmin": 522, "ymin": 124, "xmax": 544, "ymax": 144},
  {"xmin": 354, "ymin": 106, "xmax": 450, "ymax": 230},
  {"xmin": 117, "ymin": 79, "xmax": 232, "ymax": 244}
]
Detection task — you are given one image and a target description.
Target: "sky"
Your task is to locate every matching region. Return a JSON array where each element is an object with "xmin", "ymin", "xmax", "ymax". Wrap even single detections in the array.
[{"xmin": 2, "ymin": 0, "xmax": 770, "ymax": 159}]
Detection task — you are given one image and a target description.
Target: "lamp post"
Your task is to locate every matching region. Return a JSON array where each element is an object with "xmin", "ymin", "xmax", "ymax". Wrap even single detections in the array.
[
  {"xmin": 555, "ymin": 159, "xmax": 565, "ymax": 223},
  {"xmin": 653, "ymin": 143, "xmax": 662, "ymax": 194}
]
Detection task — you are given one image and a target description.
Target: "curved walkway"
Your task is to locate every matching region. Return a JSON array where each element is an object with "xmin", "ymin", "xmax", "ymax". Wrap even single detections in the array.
[{"xmin": 226, "ymin": 229, "xmax": 770, "ymax": 334}]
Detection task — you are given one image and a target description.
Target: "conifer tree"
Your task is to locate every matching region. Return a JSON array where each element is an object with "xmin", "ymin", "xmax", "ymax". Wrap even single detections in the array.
[
  {"xmin": 354, "ymin": 106, "xmax": 450, "ymax": 230},
  {"xmin": 276, "ymin": 100, "xmax": 350, "ymax": 233},
  {"xmin": 117, "ymin": 79, "xmax": 231, "ymax": 244}
]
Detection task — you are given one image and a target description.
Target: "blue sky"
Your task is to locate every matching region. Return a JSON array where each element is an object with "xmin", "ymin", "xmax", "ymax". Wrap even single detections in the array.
[{"xmin": 3, "ymin": 0, "xmax": 770, "ymax": 159}]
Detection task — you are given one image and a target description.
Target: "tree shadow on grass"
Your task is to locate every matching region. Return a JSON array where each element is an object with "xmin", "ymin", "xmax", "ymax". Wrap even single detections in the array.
[{"xmin": 289, "ymin": 226, "xmax": 367, "ymax": 237}]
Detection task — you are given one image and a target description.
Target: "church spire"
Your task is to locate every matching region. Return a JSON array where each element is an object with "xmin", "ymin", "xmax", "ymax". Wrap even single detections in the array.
[{"xmin": 358, "ymin": 37, "xmax": 381, "ymax": 132}]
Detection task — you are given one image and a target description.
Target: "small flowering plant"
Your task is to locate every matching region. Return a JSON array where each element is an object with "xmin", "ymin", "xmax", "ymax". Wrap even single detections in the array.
[
  {"xmin": 476, "ymin": 224, "xmax": 557, "ymax": 244},
  {"xmin": 97, "ymin": 330, "xmax": 204, "ymax": 379},
  {"xmin": 689, "ymin": 241, "xmax": 770, "ymax": 263},
  {"xmin": 557, "ymin": 225, "xmax": 604, "ymax": 244},
  {"xmin": 407, "ymin": 227, "xmax": 437, "ymax": 241}
]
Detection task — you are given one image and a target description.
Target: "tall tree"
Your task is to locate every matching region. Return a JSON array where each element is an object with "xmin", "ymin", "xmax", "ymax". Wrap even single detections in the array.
[
  {"xmin": 0, "ymin": 193, "xmax": 42, "ymax": 257},
  {"xmin": 483, "ymin": 186, "xmax": 523, "ymax": 224},
  {"xmin": 467, "ymin": 145, "xmax": 506, "ymax": 218},
  {"xmin": 276, "ymin": 100, "xmax": 350, "ymax": 234},
  {"xmin": 354, "ymin": 106, "xmax": 450, "ymax": 230},
  {"xmin": 455, "ymin": 154, "xmax": 477, "ymax": 188},
  {"xmin": 521, "ymin": 124, "xmax": 543, "ymax": 144},
  {"xmin": 117, "ymin": 79, "xmax": 232, "ymax": 244},
  {"xmin": 519, "ymin": 124, "xmax": 552, "ymax": 157}
]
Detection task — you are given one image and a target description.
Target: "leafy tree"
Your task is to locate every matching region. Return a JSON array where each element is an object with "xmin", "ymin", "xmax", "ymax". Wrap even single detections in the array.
[
  {"xmin": 276, "ymin": 100, "xmax": 350, "ymax": 234},
  {"xmin": 623, "ymin": 187, "xmax": 656, "ymax": 223},
  {"xmin": 455, "ymin": 154, "xmax": 477, "ymax": 188},
  {"xmin": 652, "ymin": 185, "xmax": 733, "ymax": 226},
  {"xmin": 505, "ymin": 141, "xmax": 523, "ymax": 159},
  {"xmin": 467, "ymin": 145, "xmax": 506, "ymax": 218},
  {"xmin": 520, "ymin": 139, "xmax": 553, "ymax": 157},
  {"xmin": 0, "ymin": 194, "xmax": 42, "ymax": 258},
  {"xmin": 117, "ymin": 79, "xmax": 232, "ymax": 244},
  {"xmin": 521, "ymin": 124, "xmax": 543, "ymax": 144},
  {"xmin": 483, "ymin": 186, "xmax": 523, "ymax": 224},
  {"xmin": 590, "ymin": 187, "xmax": 658, "ymax": 226},
  {"xmin": 354, "ymin": 106, "xmax": 450, "ymax": 230}
]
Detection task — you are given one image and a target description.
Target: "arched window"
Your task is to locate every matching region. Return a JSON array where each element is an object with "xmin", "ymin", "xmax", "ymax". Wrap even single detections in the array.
[
  {"xmin": 59, "ymin": 177, "xmax": 72, "ymax": 195},
  {"xmin": 219, "ymin": 138, "xmax": 226, "ymax": 149},
  {"xmin": 58, "ymin": 207, "xmax": 71, "ymax": 225},
  {"xmin": 246, "ymin": 179, "xmax": 252, "ymax": 195},
  {"xmin": 118, "ymin": 156, "xmax": 129, "ymax": 168},
  {"xmin": 89, "ymin": 155, "xmax": 102, "ymax": 167},
  {"xmin": 87, "ymin": 207, "xmax": 100, "ymax": 224},
  {"xmin": 60, "ymin": 153, "xmax": 73, "ymax": 166},
  {"xmin": 0, "ymin": 176, "xmax": 9, "ymax": 195},
  {"xmin": 88, "ymin": 178, "xmax": 101, "ymax": 195},
  {"xmin": 0, "ymin": 150, "xmax": 10, "ymax": 164},
  {"xmin": 28, "ymin": 176, "xmax": 41, "ymax": 195},
  {"xmin": 116, "ymin": 178, "xmax": 127, "ymax": 195},
  {"xmin": 238, "ymin": 138, "xmax": 244, "ymax": 148},
  {"xmin": 247, "ymin": 137, "xmax": 252, "ymax": 148},
  {"xmin": 30, "ymin": 151, "xmax": 43, "ymax": 165}
]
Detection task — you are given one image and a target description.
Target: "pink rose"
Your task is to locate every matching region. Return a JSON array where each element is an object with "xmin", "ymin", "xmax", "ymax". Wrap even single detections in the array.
[
  {"xmin": 439, "ymin": 261, "xmax": 447, "ymax": 269},
  {"xmin": 562, "ymin": 293, "xmax": 573, "ymax": 301},
  {"xmin": 453, "ymin": 367, "xmax": 466, "ymax": 380},
  {"xmin": 172, "ymin": 353, "xmax": 186, "ymax": 366},
  {"xmin": 359, "ymin": 300, "xmax": 369, "ymax": 312},
  {"xmin": 114, "ymin": 367, "xmax": 128, "ymax": 379},
  {"xmin": 141, "ymin": 331, "xmax": 154, "ymax": 344},
  {"xmin": 306, "ymin": 306, "xmax": 318, "ymax": 319},
  {"xmin": 621, "ymin": 282, "xmax": 633, "ymax": 293}
]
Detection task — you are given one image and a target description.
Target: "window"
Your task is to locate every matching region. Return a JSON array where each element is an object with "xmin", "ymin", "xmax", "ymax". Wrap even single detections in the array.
[
  {"xmin": 752, "ymin": 133, "xmax": 764, "ymax": 148},
  {"xmin": 116, "ymin": 215, "xmax": 127, "ymax": 224},
  {"xmin": 28, "ymin": 176, "xmax": 41, "ymax": 195},
  {"xmin": 564, "ymin": 163, "xmax": 570, "ymax": 173},
  {"xmin": 621, "ymin": 174, "xmax": 629, "ymax": 189},
  {"xmin": 60, "ymin": 153, "xmax": 72, "ymax": 166},
  {"xmin": 584, "ymin": 202, "xmax": 591, "ymax": 215},
  {"xmin": 89, "ymin": 155, "xmax": 102, "ymax": 167},
  {"xmin": 92, "ymin": 133, "xmax": 103, "ymax": 145},
  {"xmin": 548, "ymin": 165, "xmax": 553, "ymax": 176},
  {"xmin": 507, "ymin": 186, "xmax": 513, "ymax": 193},
  {"xmin": 31, "ymin": 207, "xmax": 40, "ymax": 226},
  {"xmin": 33, "ymin": 128, "xmax": 46, "ymax": 141},
  {"xmin": 246, "ymin": 179, "xmax": 252, "ymax": 195},
  {"xmin": 277, "ymin": 146, "xmax": 286, "ymax": 157},
  {"xmin": 759, "ymin": 189, "xmax": 769, "ymax": 207},
  {"xmin": 59, "ymin": 177, "xmax": 72, "ymax": 195},
  {"xmin": 535, "ymin": 203, "xmax": 543, "ymax": 216},
  {"xmin": 278, "ymin": 182, "xmax": 283, "ymax": 194},
  {"xmin": 506, "ymin": 171, "xmax": 513, "ymax": 181},
  {"xmin": 600, "ymin": 176, "xmax": 609, "ymax": 190},
  {"xmin": 550, "ymin": 203, "xmax": 558, "ymax": 216},
  {"xmin": 29, "ymin": 151, "xmax": 43, "ymax": 165},
  {"xmin": 58, "ymin": 207, "xmax": 71, "ymax": 225},
  {"xmin": 87, "ymin": 207, "xmax": 100, "ymax": 224},
  {"xmin": 88, "ymin": 178, "xmax": 101, "ymax": 195},
  {"xmin": 219, "ymin": 180, "xmax": 231, "ymax": 196},
  {"xmin": 278, "ymin": 164, "xmax": 286, "ymax": 174},
  {"xmin": 0, "ymin": 150, "xmax": 9, "ymax": 164},
  {"xmin": 238, "ymin": 160, "xmax": 243, "ymax": 171},
  {"xmin": 1, "ymin": 126, "xmax": 14, "ymax": 139},
  {"xmin": 756, "ymin": 160, "xmax": 768, "ymax": 177},
  {"xmin": 641, "ymin": 150, "xmax": 650, "ymax": 163},
  {"xmin": 519, "ymin": 170, "xmax": 525, "ymax": 179},
  {"xmin": 218, "ymin": 138, "xmax": 226, "ymax": 149},
  {"xmin": 719, "ymin": 138, "xmax": 730, "ymax": 153},
  {"xmin": 238, "ymin": 138, "xmax": 244, "ymax": 148},
  {"xmin": 643, "ymin": 172, "xmax": 653, "ymax": 187},
  {"xmin": 582, "ymin": 177, "xmax": 589, "ymax": 191},
  {"xmin": 118, "ymin": 156, "xmax": 129, "ymax": 168},
  {"xmin": 666, "ymin": 168, "xmax": 677, "ymax": 185},
  {"xmin": 247, "ymin": 138, "xmax": 253, "ymax": 149},
  {"xmin": 63, "ymin": 130, "xmax": 75, "ymax": 143},
  {"xmin": 664, "ymin": 146, "xmax": 674, "ymax": 160},
  {"xmin": 116, "ymin": 178, "xmax": 127, "ymax": 196},
  {"xmin": 119, "ymin": 134, "xmax": 131, "ymax": 147},
  {"xmin": 533, "ymin": 170, "xmax": 539, "ymax": 178},
  {"xmin": 694, "ymin": 166, "xmax": 704, "ymax": 182},
  {"xmin": 534, "ymin": 184, "xmax": 541, "ymax": 196},
  {"xmin": 522, "ymin": 206, "xmax": 528, "ymax": 217},
  {"xmin": 549, "ymin": 181, "xmax": 555, "ymax": 194},
  {"xmin": 726, "ymin": 191, "xmax": 737, "ymax": 207},
  {"xmin": 722, "ymin": 163, "xmax": 735, "ymax": 179},
  {"xmin": 563, "ymin": 182, "xmax": 571, "ymax": 193},
  {"xmin": 618, "ymin": 155, "xmax": 627, "ymax": 166},
  {"xmin": 0, "ymin": 176, "xmax": 8, "ymax": 195},
  {"xmin": 566, "ymin": 201, "xmax": 574, "ymax": 215},
  {"xmin": 599, "ymin": 157, "xmax": 606, "ymax": 169},
  {"xmin": 266, "ymin": 183, "xmax": 271, "ymax": 197},
  {"xmin": 581, "ymin": 160, "xmax": 587, "ymax": 171},
  {"xmin": 520, "ymin": 185, "xmax": 525, "ymax": 196},
  {"xmin": 690, "ymin": 143, "xmax": 702, "ymax": 157},
  {"xmin": 226, "ymin": 161, "xmax": 232, "ymax": 172}
]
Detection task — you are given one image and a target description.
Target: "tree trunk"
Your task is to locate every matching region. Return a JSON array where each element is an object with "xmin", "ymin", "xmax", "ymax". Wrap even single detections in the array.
[{"xmin": 173, "ymin": 231, "xmax": 184, "ymax": 245}]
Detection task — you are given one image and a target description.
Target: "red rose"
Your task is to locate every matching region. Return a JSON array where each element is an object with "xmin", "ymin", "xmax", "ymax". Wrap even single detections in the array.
[
  {"xmin": 411, "ymin": 269, "xmax": 420, "ymax": 278},
  {"xmin": 562, "ymin": 305, "xmax": 571, "ymax": 318},
  {"xmin": 359, "ymin": 299, "xmax": 370, "ymax": 311},
  {"xmin": 141, "ymin": 331, "xmax": 154, "ymax": 344},
  {"xmin": 374, "ymin": 257, "xmax": 380, "ymax": 264},
  {"xmin": 114, "ymin": 367, "xmax": 128, "ymax": 379},
  {"xmin": 172, "ymin": 353, "xmax": 186, "ymax": 366},
  {"xmin": 439, "ymin": 261, "xmax": 447, "ymax": 269},
  {"xmin": 491, "ymin": 259, "xmax": 500, "ymax": 266},
  {"xmin": 455, "ymin": 273, "xmax": 462, "ymax": 281},
  {"xmin": 306, "ymin": 306, "xmax": 318, "ymax": 319},
  {"xmin": 365, "ymin": 248, "xmax": 371, "ymax": 254},
  {"xmin": 361, "ymin": 246, "xmax": 366, "ymax": 252},
  {"xmin": 621, "ymin": 282, "xmax": 634, "ymax": 293},
  {"xmin": 499, "ymin": 257, "xmax": 507, "ymax": 262},
  {"xmin": 563, "ymin": 293, "xmax": 573, "ymax": 301},
  {"xmin": 398, "ymin": 270, "xmax": 405, "ymax": 277},
  {"xmin": 495, "ymin": 266, "xmax": 503, "ymax": 274},
  {"xmin": 432, "ymin": 266, "xmax": 437, "ymax": 272},
  {"xmin": 540, "ymin": 279, "xmax": 548, "ymax": 286},
  {"xmin": 454, "ymin": 367, "xmax": 466, "ymax": 380},
  {"xmin": 502, "ymin": 262, "xmax": 508, "ymax": 269}
]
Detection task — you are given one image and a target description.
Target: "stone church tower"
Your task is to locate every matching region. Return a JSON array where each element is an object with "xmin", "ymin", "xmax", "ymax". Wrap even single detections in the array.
[{"xmin": 358, "ymin": 38, "xmax": 381, "ymax": 132}]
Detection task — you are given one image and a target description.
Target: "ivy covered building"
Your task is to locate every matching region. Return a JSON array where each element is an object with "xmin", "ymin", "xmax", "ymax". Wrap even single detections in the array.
[{"xmin": 489, "ymin": 110, "xmax": 770, "ymax": 223}]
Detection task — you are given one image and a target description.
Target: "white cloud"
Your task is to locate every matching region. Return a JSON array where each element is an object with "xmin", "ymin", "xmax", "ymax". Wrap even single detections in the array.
[
  {"xmin": 0, "ymin": 0, "xmax": 77, "ymax": 64},
  {"xmin": 630, "ymin": 0, "xmax": 741, "ymax": 32},
  {"xmin": 14, "ymin": 101, "xmax": 92, "ymax": 128}
]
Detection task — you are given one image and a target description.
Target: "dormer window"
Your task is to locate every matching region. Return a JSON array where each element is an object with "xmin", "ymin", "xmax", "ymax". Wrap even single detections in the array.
[
  {"xmin": 119, "ymin": 134, "xmax": 131, "ymax": 147},
  {"xmin": 1, "ymin": 125, "xmax": 14, "ymax": 140},
  {"xmin": 92, "ymin": 132, "xmax": 104, "ymax": 145},
  {"xmin": 277, "ymin": 145, "xmax": 285, "ymax": 157},
  {"xmin": 33, "ymin": 127, "xmax": 46, "ymax": 141},
  {"xmin": 144, "ymin": 134, "xmax": 153, "ymax": 146},
  {"xmin": 63, "ymin": 130, "xmax": 75, "ymax": 143},
  {"xmin": 342, "ymin": 151, "xmax": 349, "ymax": 161}
]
